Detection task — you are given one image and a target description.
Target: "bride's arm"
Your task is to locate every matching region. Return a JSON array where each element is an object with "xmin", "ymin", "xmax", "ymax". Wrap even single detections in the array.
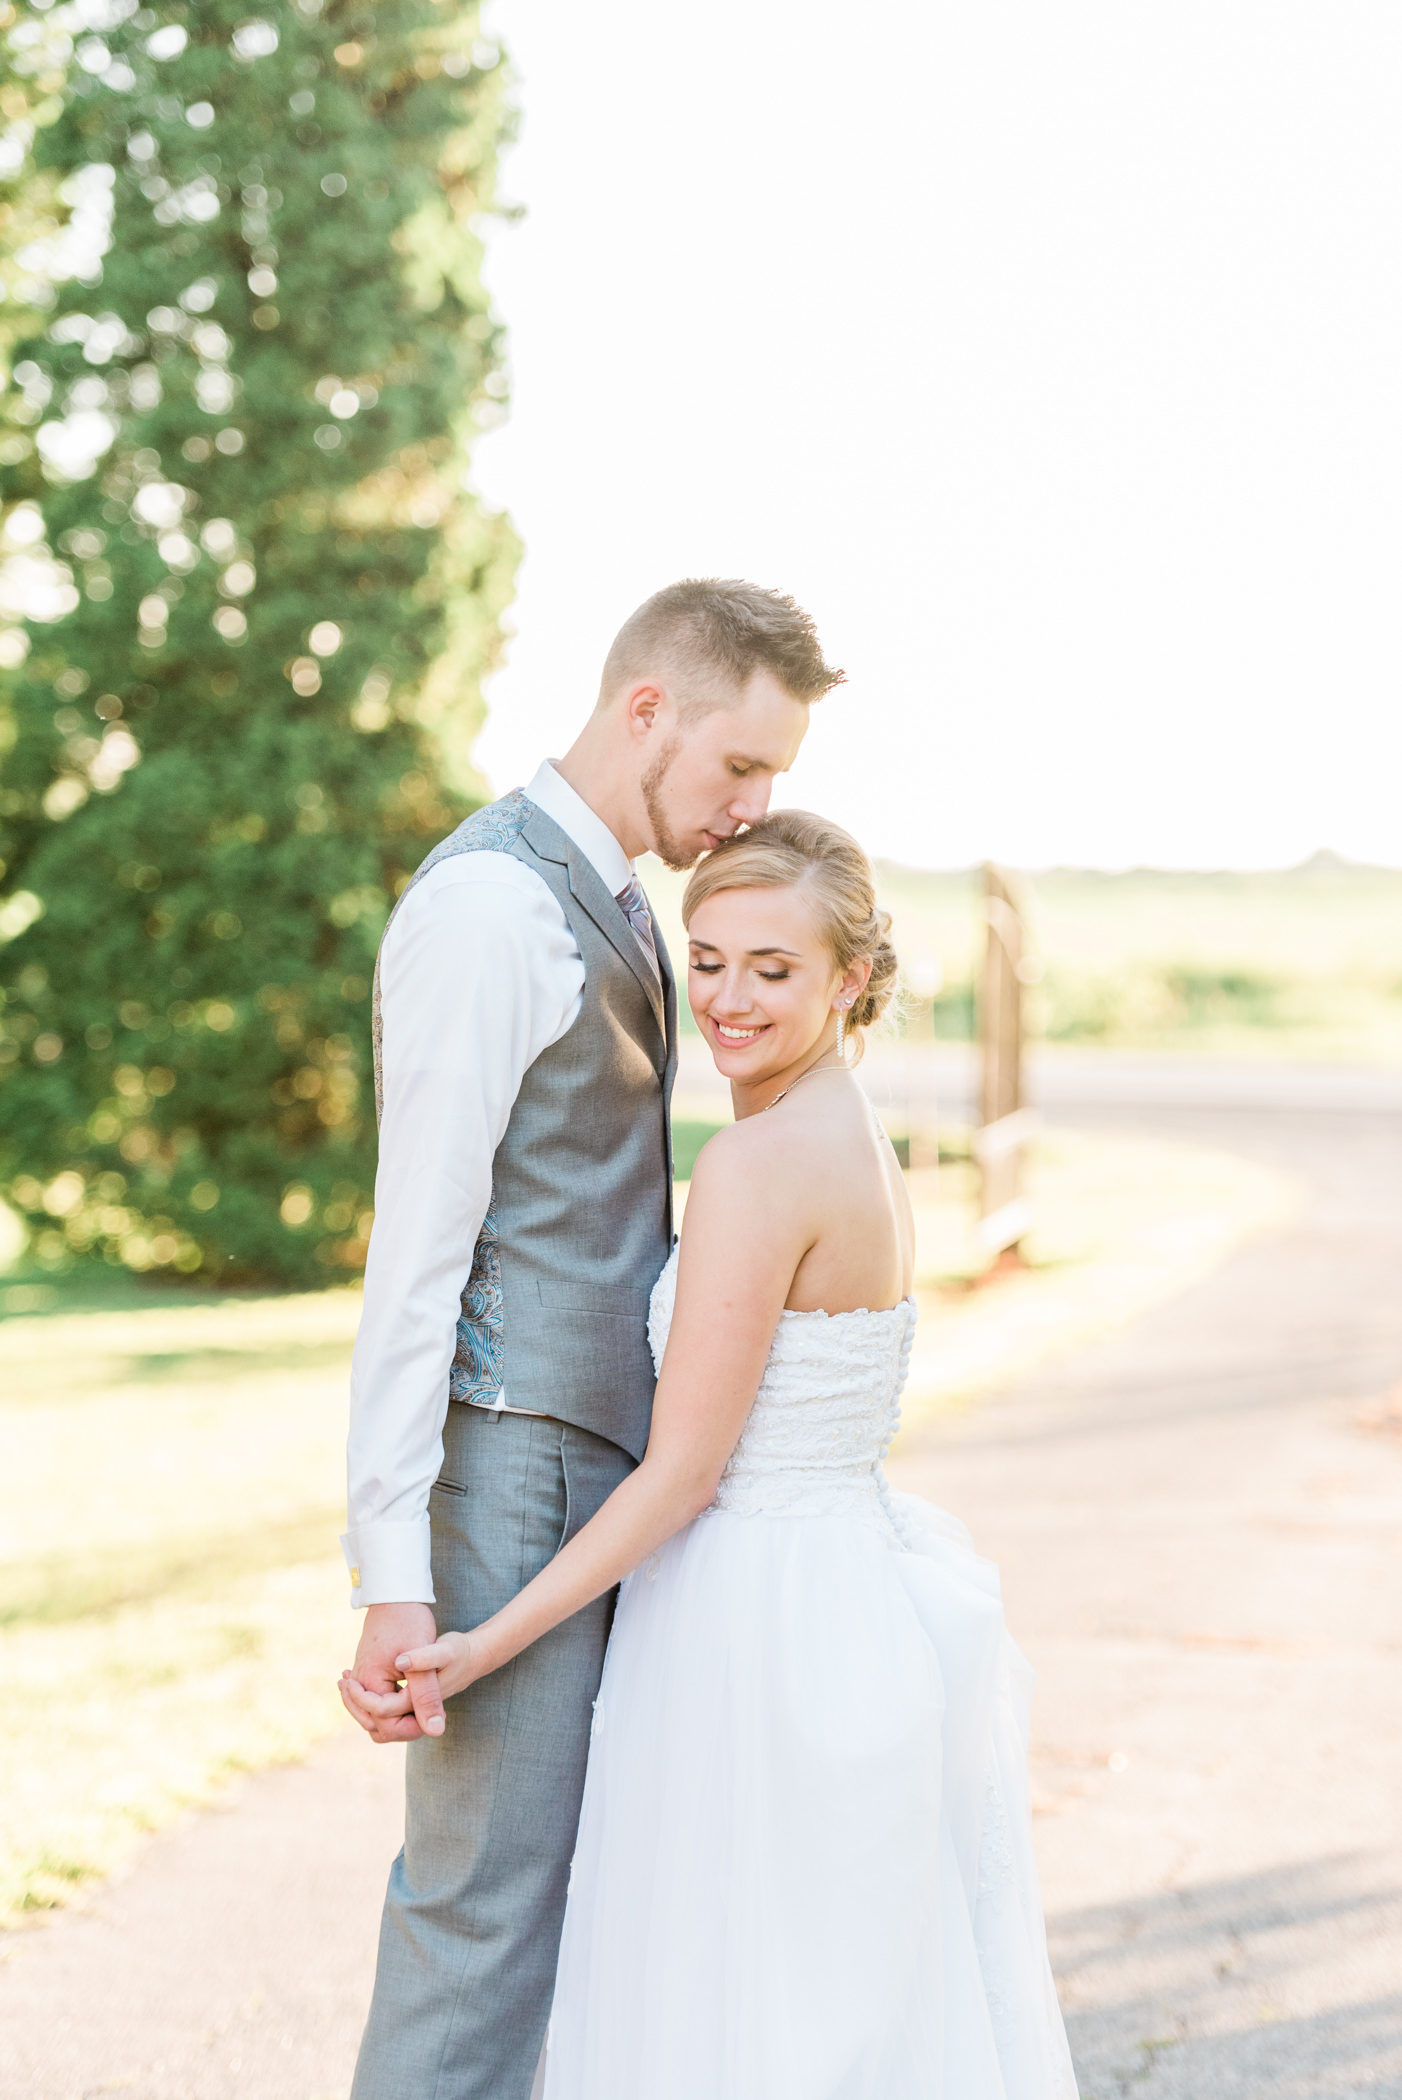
[{"xmin": 341, "ymin": 1124, "xmax": 811, "ymax": 1729}]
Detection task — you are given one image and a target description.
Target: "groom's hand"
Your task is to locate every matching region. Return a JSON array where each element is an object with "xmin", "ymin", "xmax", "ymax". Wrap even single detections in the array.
[{"xmin": 340, "ymin": 1601, "xmax": 443, "ymax": 1744}]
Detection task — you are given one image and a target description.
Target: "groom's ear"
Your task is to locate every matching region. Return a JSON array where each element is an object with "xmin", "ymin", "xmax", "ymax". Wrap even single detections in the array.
[{"xmin": 622, "ymin": 679, "xmax": 667, "ymax": 740}]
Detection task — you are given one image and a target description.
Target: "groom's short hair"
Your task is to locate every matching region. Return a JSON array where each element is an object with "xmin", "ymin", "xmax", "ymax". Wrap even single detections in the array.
[{"xmin": 599, "ymin": 579, "xmax": 844, "ymax": 717}]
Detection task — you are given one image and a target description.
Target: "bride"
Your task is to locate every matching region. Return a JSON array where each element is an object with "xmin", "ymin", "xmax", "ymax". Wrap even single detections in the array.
[{"xmin": 385, "ymin": 811, "xmax": 1076, "ymax": 2098}]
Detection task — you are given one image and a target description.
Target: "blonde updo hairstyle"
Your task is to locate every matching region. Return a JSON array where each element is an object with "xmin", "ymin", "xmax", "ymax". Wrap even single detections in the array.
[{"xmin": 681, "ymin": 811, "xmax": 899, "ymax": 1060}]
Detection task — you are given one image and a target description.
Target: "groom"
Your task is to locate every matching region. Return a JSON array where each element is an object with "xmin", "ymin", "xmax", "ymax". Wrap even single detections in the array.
[{"xmin": 340, "ymin": 578, "xmax": 843, "ymax": 2099}]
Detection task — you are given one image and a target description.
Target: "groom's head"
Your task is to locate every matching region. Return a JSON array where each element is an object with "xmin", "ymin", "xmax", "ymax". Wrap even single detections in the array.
[{"xmin": 592, "ymin": 579, "xmax": 843, "ymax": 871}]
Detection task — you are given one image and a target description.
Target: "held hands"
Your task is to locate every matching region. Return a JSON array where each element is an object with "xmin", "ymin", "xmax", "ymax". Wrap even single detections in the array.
[
  {"xmin": 339, "ymin": 1602, "xmax": 486, "ymax": 1744},
  {"xmin": 339, "ymin": 1600, "xmax": 444, "ymax": 1744},
  {"xmin": 394, "ymin": 1631, "xmax": 481, "ymax": 1702}
]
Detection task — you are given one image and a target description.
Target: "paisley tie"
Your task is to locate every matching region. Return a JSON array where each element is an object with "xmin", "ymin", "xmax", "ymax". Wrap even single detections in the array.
[{"xmin": 616, "ymin": 874, "xmax": 661, "ymax": 985}]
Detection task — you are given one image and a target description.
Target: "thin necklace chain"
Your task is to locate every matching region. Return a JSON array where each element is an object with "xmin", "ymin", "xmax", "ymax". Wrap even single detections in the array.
[{"xmin": 759, "ymin": 1059, "xmax": 851, "ymax": 1114}]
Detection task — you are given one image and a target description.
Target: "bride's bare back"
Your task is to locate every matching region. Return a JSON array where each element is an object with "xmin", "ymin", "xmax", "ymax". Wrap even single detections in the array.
[
  {"xmin": 772, "ymin": 1069, "xmax": 914, "ymax": 1314},
  {"xmin": 698, "ymin": 1069, "xmax": 914, "ymax": 1316}
]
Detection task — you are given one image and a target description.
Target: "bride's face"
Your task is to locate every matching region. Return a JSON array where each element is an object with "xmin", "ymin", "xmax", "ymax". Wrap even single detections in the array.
[{"xmin": 686, "ymin": 883, "xmax": 859, "ymax": 1085}]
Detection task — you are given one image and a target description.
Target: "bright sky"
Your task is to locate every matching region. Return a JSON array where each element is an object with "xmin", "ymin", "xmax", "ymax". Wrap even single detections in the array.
[{"xmin": 469, "ymin": 2, "xmax": 1402, "ymax": 872}]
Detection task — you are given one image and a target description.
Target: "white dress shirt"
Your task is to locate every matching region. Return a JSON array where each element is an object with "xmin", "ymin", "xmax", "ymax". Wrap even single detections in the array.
[{"xmin": 341, "ymin": 762, "xmax": 638, "ymax": 1609}]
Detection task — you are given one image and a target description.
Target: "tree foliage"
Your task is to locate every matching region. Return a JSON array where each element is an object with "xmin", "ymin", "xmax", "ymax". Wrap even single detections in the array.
[{"xmin": 0, "ymin": 0, "xmax": 517, "ymax": 1285}]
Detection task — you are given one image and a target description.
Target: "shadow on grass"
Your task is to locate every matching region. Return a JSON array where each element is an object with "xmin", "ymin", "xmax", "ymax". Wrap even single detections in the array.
[{"xmin": 0, "ymin": 1267, "xmax": 287, "ymax": 1324}]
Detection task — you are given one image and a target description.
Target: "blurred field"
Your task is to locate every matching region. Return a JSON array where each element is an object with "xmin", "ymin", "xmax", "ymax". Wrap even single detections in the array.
[
  {"xmin": 0, "ymin": 1291, "xmax": 358, "ymax": 1922},
  {"xmin": 0, "ymin": 1127, "xmax": 1292, "ymax": 1926},
  {"xmin": 643, "ymin": 852, "xmax": 1402, "ymax": 1057}
]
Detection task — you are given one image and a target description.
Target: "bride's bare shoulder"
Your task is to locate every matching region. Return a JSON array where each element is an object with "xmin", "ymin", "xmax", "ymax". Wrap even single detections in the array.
[
  {"xmin": 685, "ymin": 1096, "xmax": 839, "ymax": 1208},
  {"xmin": 688, "ymin": 1108, "xmax": 810, "ymax": 1192},
  {"xmin": 689, "ymin": 1112, "xmax": 794, "ymax": 1183}
]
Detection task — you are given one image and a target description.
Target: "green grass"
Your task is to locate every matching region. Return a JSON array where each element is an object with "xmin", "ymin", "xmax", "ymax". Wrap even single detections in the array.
[
  {"xmin": 0, "ymin": 1286, "xmax": 362, "ymax": 1919},
  {"xmin": 0, "ymin": 1264, "xmax": 240, "ymax": 1323},
  {"xmin": 0, "ymin": 1512, "xmax": 345, "ymax": 1629}
]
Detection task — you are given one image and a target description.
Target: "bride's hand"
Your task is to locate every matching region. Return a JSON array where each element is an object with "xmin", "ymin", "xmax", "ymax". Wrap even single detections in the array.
[
  {"xmin": 338, "ymin": 1667, "xmax": 444, "ymax": 1741},
  {"xmin": 395, "ymin": 1630, "xmax": 481, "ymax": 1702}
]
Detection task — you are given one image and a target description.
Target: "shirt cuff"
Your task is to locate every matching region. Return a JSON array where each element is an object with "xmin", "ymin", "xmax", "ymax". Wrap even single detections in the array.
[{"xmin": 340, "ymin": 1515, "xmax": 436, "ymax": 1611}]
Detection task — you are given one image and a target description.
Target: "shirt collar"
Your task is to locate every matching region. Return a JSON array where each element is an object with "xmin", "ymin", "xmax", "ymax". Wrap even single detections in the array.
[{"xmin": 524, "ymin": 760, "xmax": 634, "ymax": 898}]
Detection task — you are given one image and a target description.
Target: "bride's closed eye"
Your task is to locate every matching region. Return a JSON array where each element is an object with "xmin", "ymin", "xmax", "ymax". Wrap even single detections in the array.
[{"xmin": 689, "ymin": 960, "xmax": 790, "ymax": 981}]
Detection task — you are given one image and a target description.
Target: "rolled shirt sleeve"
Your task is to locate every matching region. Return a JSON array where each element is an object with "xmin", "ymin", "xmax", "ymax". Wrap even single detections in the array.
[{"xmin": 341, "ymin": 851, "xmax": 584, "ymax": 1608}]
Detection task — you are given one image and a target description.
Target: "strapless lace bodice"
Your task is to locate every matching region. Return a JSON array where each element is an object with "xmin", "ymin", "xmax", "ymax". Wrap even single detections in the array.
[{"xmin": 647, "ymin": 1245, "xmax": 917, "ymax": 1538}]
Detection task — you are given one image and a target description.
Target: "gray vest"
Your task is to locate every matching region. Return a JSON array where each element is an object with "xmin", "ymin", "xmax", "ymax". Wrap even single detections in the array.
[{"xmin": 372, "ymin": 790, "xmax": 677, "ymax": 1463}]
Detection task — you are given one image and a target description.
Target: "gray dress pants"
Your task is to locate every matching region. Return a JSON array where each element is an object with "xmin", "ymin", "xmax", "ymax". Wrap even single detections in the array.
[{"xmin": 351, "ymin": 1404, "xmax": 634, "ymax": 2100}]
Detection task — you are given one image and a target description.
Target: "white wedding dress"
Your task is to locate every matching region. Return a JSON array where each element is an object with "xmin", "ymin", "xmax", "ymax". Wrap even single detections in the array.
[{"xmin": 540, "ymin": 1246, "xmax": 1078, "ymax": 2100}]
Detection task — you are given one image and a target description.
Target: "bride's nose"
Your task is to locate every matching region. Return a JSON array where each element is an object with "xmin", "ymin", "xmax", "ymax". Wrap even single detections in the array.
[{"xmin": 711, "ymin": 968, "xmax": 757, "ymax": 1016}]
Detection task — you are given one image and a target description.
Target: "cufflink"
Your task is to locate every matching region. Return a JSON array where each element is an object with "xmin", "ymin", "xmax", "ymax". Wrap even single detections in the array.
[{"xmin": 350, "ymin": 1567, "xmax": 361, "ymax": 1588}]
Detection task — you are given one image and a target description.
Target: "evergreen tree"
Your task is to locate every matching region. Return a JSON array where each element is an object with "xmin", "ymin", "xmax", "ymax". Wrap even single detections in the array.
[{"xmin": 0, "ymin": 0, "xmax": 517, "ymax": 1286}]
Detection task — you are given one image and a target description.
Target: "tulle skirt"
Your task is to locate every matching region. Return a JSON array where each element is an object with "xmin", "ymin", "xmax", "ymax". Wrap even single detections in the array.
[{"xmin": 540, "ymin": 1491, "xmax": 1078, "ymax": 2099}]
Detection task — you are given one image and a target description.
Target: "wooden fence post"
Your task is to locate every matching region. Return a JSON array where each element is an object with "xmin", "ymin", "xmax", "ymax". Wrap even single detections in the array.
[{"xmin": 974, "ymin": 863, "xmax": 1036, "ymax": 1260}]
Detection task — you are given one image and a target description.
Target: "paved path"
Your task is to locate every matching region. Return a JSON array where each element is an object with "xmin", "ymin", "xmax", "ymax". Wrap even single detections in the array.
[
  {"xmin": 893, "ymin": 1096, "xmax": 1402, "ymax": 2098},
  {"xmin": 2, "ymin": 1079, "xmax": 1399, "ymax": 2098},
  {"xmin": 0, "ymin": 1729, "xmax": 405, "ymax": 2100}
]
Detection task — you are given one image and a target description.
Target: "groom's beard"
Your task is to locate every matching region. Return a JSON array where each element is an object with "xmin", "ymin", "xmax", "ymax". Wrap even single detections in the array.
[{"xmin": 641, "ymin": 737, "xmax": 704, "ymax": 872}]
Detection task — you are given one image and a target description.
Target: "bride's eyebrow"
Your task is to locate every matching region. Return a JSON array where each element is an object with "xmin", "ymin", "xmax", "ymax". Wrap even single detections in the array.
[{"xmin": 687, "ymin": 940, "xmax": 802, "ymax": 959}]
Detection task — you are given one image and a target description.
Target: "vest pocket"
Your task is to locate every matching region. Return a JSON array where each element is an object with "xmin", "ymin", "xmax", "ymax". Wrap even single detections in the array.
[{"xmin": 535, "ymin": 1280, "xmax": 648, "ymax": 1315}]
